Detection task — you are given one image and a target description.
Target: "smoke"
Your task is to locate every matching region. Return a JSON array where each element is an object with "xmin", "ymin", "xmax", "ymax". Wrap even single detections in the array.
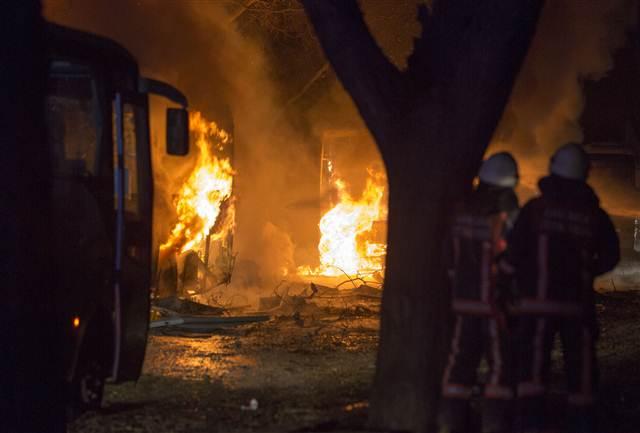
[
  {"xmin": 306, "ymin": 0, "xmax": 639, "ymax": 218},
  {"xmin": 43, "ymin": 0, "xmax": 639, "ymax": 286},
  {"xmin": 258, "ymin": 222, "xmax": 296, "ymax": 278},
  {"xmin": 490, "ymin": 0, "xmax": 638, "ymax": 204},
  {"xmin": 44, "ymin": 0, "xmax": 319, "ymax": 283},
  {"xmin": 300, "ymin": 0, "xmax": 423, "ymax": 230},
  {"xmin": 180, "ymin": 2, "xmax": 322, "ymax": 284}
]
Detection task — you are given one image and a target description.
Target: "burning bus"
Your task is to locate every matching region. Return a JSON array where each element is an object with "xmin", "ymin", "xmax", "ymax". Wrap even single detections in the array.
[
  {"xmin": 298, "ymin": 129, "xmax": 388, "ymax": 287},
  {"xmin": 155, "ymin": 112, "xmax": 236, "ymax": 301},
  {"xmin": 45, "ymin": 22, "xmax": 190, "ymax": 410}
]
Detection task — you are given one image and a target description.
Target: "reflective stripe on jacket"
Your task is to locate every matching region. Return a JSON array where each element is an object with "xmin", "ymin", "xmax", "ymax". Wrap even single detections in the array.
[
  {"xmin": 501, "ymin": 176, "xmax": 619, "ymax": 316},
  {"xmin": 449, "ymin": 184, "xmax": 518, "ymax": 315}
]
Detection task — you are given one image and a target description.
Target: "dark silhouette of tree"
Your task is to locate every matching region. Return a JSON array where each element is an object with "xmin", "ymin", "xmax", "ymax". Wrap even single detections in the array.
[
  {"xmin": 0, "ymin": 2, "xmax": 64, "ymax": 432},
  {"xmin": 302, "ymin": 1, "xmax": 544, "ymax": 431}
]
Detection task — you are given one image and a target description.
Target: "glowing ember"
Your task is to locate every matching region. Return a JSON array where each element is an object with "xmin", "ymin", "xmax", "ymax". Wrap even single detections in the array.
[
  {"xmin": 300, "ymin": 169, "xmax": 387, "ymax": 277},
  {"xmin": 160, "ymin": 112, "xmax": 234, "ymax": 254}
]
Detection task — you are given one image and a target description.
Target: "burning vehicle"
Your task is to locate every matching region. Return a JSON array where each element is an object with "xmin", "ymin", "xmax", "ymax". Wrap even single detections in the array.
[
  {"xmin": 298, "ymin": 129, "xmax": 387, "ymax": 288},
  {"xmin": 154, "ymin": 124, "xmax": 389, "ymax": 306},
  {"xmin": 154, "ymin": 111, "xmax": 236, "ymax": 303},
  {"xmin": 46, "ymin": 22, "xmax": 190, "ymax": 411}
]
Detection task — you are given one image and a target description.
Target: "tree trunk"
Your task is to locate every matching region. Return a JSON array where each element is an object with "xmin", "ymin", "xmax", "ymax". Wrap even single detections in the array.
[
  {"xmin": 302, "ymin": 1, "xmax": 544, "ymax": 431},
  {"xmin": 373, "ymin": 174, "xmax": 452, "ymax": 432}
]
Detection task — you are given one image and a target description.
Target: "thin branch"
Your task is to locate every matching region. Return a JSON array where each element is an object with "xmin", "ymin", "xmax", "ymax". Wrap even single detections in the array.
[
  {"xmin": 249, "ymin": 7, "xmax": 305, "ymax": 15},
  {"xmin": 228, "ymin": 0, "xmax": 259, "ymax": 23},
  {"xmin": 284, "ymin": 62, "xmax": 329, "ymax": 108}
]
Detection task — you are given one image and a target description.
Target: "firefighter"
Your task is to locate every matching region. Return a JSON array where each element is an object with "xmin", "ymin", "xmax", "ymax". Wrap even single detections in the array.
[
  {"xmin": 498, "ymin": 143, "xmax": 619, "ymax": 433},
  {"xmin": 439, "ymin": 152, "xmax": 520, "ymax": 433}
]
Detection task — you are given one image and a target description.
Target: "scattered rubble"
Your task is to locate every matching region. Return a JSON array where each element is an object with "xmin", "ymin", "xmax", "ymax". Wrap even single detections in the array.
[
  {"xmin": 153, "ymin": 296, "xmax": 226, "ymax": 316},
  {"xmin": 240, "ymin": 398, "xmax": 259, "ymax": 411},
  {"xmin": 150, "ymin": 296, "xmax": 269, "ymax": 333},
  {"xmin": 149, "ymin": 315, "xmax": 270, "ymax": 331},
  {"xmin": 150, "ymin": 275, "xmax": 383, "ymax": 338}
]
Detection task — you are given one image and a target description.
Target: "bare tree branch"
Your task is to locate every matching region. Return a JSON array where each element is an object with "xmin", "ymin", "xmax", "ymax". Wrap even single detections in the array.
[
  {"xmin": 302, "ymin": 0, "xmax": 404, "ymax": 154},
  {"xmin": 228, "ymin": 0, "xmax": 259, "ymax": 23},
  {"xmin": 231, "ymin": 0, "xmax": 308, "ymax": 40},
  {"xmin": 284, "ymin": 61, "xmax": 329, "ymax": 108},
  {"xmin": 249, "ymin": 7, "xmax": 304, "ymax": 15}
]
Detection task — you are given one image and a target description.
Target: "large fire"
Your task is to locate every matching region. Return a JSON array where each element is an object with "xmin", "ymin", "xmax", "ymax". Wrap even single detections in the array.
[
  {"xmin": 300, "ymin": 169, "xmax": 387, "ymax": 278},
  {"xmin": 160, "ymin": 112, "xmax": 234, "ymax": 255}
]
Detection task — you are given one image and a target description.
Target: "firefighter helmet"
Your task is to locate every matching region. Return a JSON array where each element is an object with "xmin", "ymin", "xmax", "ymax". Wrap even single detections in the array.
[
  {"xmin": 478, "ymin": 152, "xmax": 519, "ymax": 188},
  {"xmin": 549, "ymin": 143, "xmax": 590, "ymax": 180}
]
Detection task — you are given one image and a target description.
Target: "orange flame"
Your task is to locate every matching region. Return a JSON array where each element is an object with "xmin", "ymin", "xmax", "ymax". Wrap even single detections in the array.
[
  {"xmin": 300, "ymin": 169, "xmax": 387, "ymax": 277},
  {"xmin": 160, "ymin": 112, "xmax": 234, "ymax": 255}
]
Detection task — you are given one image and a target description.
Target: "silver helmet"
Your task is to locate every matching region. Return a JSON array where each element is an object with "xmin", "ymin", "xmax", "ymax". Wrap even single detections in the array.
[
  {"xmin": 549, "ymin": 143, "xmax": 590, "ymax": 180},
  {"xmin": 478, "ymin": 152, "xmax": 519, "ymax": 188}
]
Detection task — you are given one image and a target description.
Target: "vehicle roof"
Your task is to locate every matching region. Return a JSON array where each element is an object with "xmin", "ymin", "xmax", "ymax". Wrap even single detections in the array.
[{"xmin": 46, "ymin": 22, "xmax": 139, "ymax": 92}]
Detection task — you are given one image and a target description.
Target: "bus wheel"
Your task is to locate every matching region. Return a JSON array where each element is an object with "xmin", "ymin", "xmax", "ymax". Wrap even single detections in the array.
[
  {"xmin": 68, "ymin": 358, "xmax": 105, "ymax": 421},
  {"xmin": 76, "ymin": 359, "xmax": 104, "ymax": 409},
  {"xmin": 70, "ymin": 328, "xmax": 107, "ymax": 416}
]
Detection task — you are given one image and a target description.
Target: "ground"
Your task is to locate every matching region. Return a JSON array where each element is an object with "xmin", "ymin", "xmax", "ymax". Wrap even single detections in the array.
[
  {"xmin": 69, "ymin": 289, "xmax": 640, "ymax": 433},
  {"xmin": 69, "ymin": 298, "xmax": 379, "ymax": 433},
  {"xmin": 592, "ymin": 290, "xmax": 640, "ymax": 432}
]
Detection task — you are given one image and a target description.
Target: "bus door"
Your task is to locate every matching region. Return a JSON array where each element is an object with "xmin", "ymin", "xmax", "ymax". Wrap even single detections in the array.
[{"xmin": 112, "ymin": 91, "xmax": 152, "ymax": 382}]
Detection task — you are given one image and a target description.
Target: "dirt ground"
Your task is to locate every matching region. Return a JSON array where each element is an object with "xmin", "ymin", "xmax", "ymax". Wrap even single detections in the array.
[
  {"xmin": 591, "ymin": 290, "xmax": 640, "ymax": 432},
  {"xmin": 69, "ymin": 290, "xmax": 640, "ymax": 433},
  {"xmin": 69, "ymin": 299, "xmax": 379, "ymax": 433}
]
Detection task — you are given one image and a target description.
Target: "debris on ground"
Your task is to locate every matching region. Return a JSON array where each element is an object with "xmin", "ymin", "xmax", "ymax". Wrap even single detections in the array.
[
  {"xmin": 153, "ymin": 296, "xmax": 226, "ymax": 316},
  {"xmin": 69, "ymin": 280, "xmax": 640, "ymax": 433},
  {"xmin": 240, "ymin": 398, "xmax": 259, "ymax": 411},
  {"xmin": 149, "ymin": 314, "xmax": 270, "ymax": 331},
  {"xmin": 150, "ymin": 296, "xmax": 269, "ymax": 334}
]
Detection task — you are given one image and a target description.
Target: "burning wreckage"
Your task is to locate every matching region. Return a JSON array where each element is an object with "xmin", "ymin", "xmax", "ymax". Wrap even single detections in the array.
[
  {"xmin": 155, "ymin": 112, "xmax": 236, "ymax": 300},
  {"xmin": 152, "ymin": 126, "xmax": 387, "ymax": 332}
]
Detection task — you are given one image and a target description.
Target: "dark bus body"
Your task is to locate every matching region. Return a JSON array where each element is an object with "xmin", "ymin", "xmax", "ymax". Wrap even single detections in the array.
[{"xmin": 45, "ymin": 23, "xmax": 188, "ymax": 410}]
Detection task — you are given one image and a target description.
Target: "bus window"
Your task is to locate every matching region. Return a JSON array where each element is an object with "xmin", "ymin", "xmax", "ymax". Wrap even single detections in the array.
[{"xmin": 46, "ymin": 61, "xmax": 100, "ymax": 177}]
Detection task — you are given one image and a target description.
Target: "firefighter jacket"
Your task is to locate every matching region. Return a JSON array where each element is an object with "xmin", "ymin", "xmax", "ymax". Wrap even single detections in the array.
[
  {"xmin": 449, "ymin": 183, "xmax": 519, "ymax": 315},
  {"xmin": 500, "ymin": 175, "xmax": 619, "ymax": 316}
]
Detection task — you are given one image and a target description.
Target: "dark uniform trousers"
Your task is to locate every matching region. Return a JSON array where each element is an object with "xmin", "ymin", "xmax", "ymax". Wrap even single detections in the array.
[
  {"xmin": 515, "ymin": 316, "xmax": 597, "ymax": 433},
  {"xmin": 440, "ymin": 314, "xmax": 514, "ymax": 433}
]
